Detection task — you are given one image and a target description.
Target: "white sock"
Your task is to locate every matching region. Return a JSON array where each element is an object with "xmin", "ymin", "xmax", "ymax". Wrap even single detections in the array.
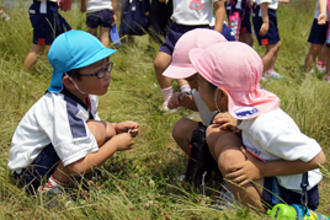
[
  {"xmin": 180, "ymin": 84, "xmax": 191, "ymax": 94},
  {"xmin": 161, "ymin": 86, "xmax": 173, "ymax": 104}
]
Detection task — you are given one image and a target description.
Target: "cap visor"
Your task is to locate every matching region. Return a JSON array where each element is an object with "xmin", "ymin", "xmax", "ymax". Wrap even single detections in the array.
[
  {"xmin": 76, "ymin": 47, "xmax": 117, "ymax": 69},
  {"xmin": 163, "ymin": 64, "xmax": 197, "ymax": 79}
]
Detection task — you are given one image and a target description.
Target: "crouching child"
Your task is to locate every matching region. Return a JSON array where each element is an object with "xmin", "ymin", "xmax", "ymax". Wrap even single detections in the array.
[{"xmin": 8, "ymin": 30, "xmax": 139, "ymax": 194}]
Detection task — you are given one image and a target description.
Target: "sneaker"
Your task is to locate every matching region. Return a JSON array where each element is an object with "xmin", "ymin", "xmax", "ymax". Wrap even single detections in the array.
[
  {"xmin": 265, "ymin": 69, "xmax": 283, "ymax": 79},
  {"xmin": 316, "ymin": 64, "xmax": 326, "ymax": 74},
  {"xmin": 39, "ymin": 181, "xmax": 65, "ymax": 196}
]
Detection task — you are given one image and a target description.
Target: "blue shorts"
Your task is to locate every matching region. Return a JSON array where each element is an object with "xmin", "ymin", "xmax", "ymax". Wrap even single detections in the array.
[
  {"xmin": 307, "ymin": 19, "xmax": 329, "ymax": 45},
  {"xmin": 225, "ymin": 0, "xmax": 252, "ymax": 34},
  {"xmin": 252, "ymin": 7, "xmax": 280, "ymax": 45},
  {"xmin": 261, "ymin": 177, "xmax": 319, "ymax": 211},
  {"xmin": 29, "ymin": 1, "xmax": 71, "ymax": 45},
  {"xmin": 86, "ymin": 9, "xmax": 114, "ymax": 28},
  {"xmin": 159, "ymin": 23, "xmax": 210, "ymax": 55},
  {"xmin": 14, "ymin": 144, "xmax": 60, "ymax": 193}
]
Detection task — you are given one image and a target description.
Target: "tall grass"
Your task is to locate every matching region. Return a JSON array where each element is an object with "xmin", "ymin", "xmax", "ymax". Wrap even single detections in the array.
[{"xmin": 0, "ymin": 0, "xmax": 329, "ymax": 219}]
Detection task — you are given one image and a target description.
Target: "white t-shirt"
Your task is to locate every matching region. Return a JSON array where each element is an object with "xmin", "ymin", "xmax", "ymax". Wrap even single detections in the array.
[
  {"xmin": 256, "ymin": 0, "xmax": 278, "ymax": 10},
  {"xmin": 314, "ymin": 1, "xmax": 329, "ymax": 21},
  {"xmin": 87, "ymin": 0, "xmax": 113, "ymax": 12},
  {"xmin": 171, "ymin": 0, "xmax": 220, "ymax": 25},
  {"xmin": 237, "ymin": 108, "xmax": 322, "ymax": 192},
  {"xmin": 8, "ymin": 91, "xmax": 100, "ymax": 172}
]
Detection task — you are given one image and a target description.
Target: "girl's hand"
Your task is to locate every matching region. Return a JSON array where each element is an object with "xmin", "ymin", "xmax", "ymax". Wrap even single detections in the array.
[
  {"xmin": 115, "ymin": 121, "xmax": 139, "ymax": 137},
  {"xmin": 259, "ymin": 22, "xmax": 269, "ymax": 36},
  {"xmin": 212, "ymin": 112, "xmax": 238, "ymax": 132},
  {"xmin": 317, "ymin": 13, "xmax": 326, "ymax": 25},
  {"xmin": 225, "ymin": 147, "xmax": 264, "ymax": 186}
]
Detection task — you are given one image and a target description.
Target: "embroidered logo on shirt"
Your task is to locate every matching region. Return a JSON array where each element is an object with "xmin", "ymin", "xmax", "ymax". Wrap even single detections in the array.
[
  {"xmin": 189, "ymin": 0, "xmax": 203, "ymax": 10},
  {"xmin": 234, "ymin": 106, "xmax": 259, "ymax": 118}
]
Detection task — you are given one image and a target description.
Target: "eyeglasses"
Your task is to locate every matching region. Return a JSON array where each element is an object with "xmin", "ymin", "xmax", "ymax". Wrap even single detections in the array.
[{"xmin": 79, "ymin": 62, "xmax": 113, "ymax": 79}]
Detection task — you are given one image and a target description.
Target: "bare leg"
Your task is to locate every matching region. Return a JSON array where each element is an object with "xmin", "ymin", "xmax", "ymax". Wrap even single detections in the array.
[
  {"xmin": 206, "ymin": 126, "xmax": 265, "ymax": 212},
  {"xmin": 326, "ymin": 47, "xmax": 330, "ymax": 81},
  {"xmin": 172, "ymin": 118, "xmax": 199, "ymax": 154},
  {"xmin": 154, "ymin": 51, "xmax": 172, "ymax": 89},
  {"xmin": 88, "ymin": 27, "xmax": 98, "ymax": 37},
  {"xmin": 265, "ymin": 41, "xmax": 281, "ymax": 71},
  {"xmin": 262, "ymin": 41, "xmax": 281, "ymax": 72},
  {"xmin": 100, "ymin": 26, "xmax": 111, "ymax": 47},
  {"xmin": 304, "ymin": 43, "xmax": 323, "ymax": 72},
  {"xmin": 239, "ymin": 32, "xmax": 253, "ymax": 47},
  {"xmin": 23, "ymin": 44, "xmax": 45, "ymax": 71}
]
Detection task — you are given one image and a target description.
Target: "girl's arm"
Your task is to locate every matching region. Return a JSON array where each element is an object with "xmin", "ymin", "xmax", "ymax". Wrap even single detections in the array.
[
  {"xmin": 259, "ymin": 2, "xmax": 269, "ymax": 36},
  {"xmin": 317, "ymin": 0, "xmax": 327, "ymax": 25},
  {"xmin": 213, "ymin": 0, "xmax": 226, "ymax": 33},
  {"xmin": 112, "ymin": 0, "xmax": 118, "ymax": 24},
  {"xmin": 225, "ymin": 148, "xmax": 326, "ymax": 186}
]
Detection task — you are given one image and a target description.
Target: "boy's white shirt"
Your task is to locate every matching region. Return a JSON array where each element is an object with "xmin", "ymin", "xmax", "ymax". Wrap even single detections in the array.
[
  {"xmin": 8, "ymin": 92, "xmax": 100, "ymax": 173},
  {"xmin": 237, "ymin": 108, "xmax": 322, "ymax": 192},
  {"xmin": 87, "ymin": 0, "xmax": 113, "ymax": 12},
  {"xmin": 256, "ymin": 0, "xmax": 278, "ymax": 10},
  {"xmin": 171, "ymin": 0, "xmax": 220, "ymax": 25}
]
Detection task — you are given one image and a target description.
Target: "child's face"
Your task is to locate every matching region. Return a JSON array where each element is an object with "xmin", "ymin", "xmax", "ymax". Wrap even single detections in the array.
[
  {"xmin": 186, "ymin": 73, "xmax": 198, "ymax": 89},
  {"xmin": 75, "ymin": 58, "xmax": 112, "ymax": 96},
  {"xmin": 197, "ymin": 74, "xmax": 228, "ymax": 112}
]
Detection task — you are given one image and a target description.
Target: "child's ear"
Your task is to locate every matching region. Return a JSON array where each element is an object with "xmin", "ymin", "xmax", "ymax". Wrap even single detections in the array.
[
  {"xmin": 62, "ymin": 75, "xmax": 74, "ymax": 91},
  {"xmin": 217, "ymin": 88, "xmax": 229, "ymax": 111}
]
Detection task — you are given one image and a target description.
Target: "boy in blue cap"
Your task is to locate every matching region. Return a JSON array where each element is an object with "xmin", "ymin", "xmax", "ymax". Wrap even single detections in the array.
[{"xmin": 8, "ymin": 30, "xmax": 139, "ymax": 194}]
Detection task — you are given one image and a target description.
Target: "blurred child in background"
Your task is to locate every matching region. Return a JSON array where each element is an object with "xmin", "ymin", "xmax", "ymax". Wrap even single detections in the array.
[
  {"xmin": 252, "ymin": 0, "xmax": 282, "ymax": 78},
  {"xmin": 81, "ymin": 0, "xmax": 118, "ymax": 47},
  {"xmin": 23, "ymin": 0, "xmax": 71, "ymax": 71},
  {"xmin": 305, "ymin": 0, "xmax": 329, "ymax": 82}
]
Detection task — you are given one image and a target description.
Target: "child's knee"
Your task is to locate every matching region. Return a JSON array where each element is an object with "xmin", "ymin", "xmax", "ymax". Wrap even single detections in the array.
[
  {"xmin": 172, "ymin": 118, "xmax": 197, "ymax": 143},
  {"xmin": 87, "ymin": 120, "xmax": 107, "ymax": 146},
  {"xmin": 213, "ymin": 132, "xmax": 241, "ymax": 158}
]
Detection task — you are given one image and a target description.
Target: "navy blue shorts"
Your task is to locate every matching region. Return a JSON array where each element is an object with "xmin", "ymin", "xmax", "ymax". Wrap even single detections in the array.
[
  {"xmin": 307, "ymin": 19, "xmax": 329, "ymax": 45},
  {"xmin": 14, "ymin": 144, "xmax": 60, "ymax": 194},
  {"xmin": 226, "ymin": 0, "xmax": 252, "ymax": 34},
  {"xmin": 159, "ymin": 23, "xmax": 210, "ymax": 55},
  {"xmin": 29, "ymin": 2, "xmax": 71, "ymax": 45},
  {"xmin": 86, "ymin": 9, "xmax": 114, "ymax": 28},
  {"xmin": 261, "ymin": 177, "xmax": 319, "ymax": 211},
  {"xmin": 252, "ymin": 7, "xmax": 280, "ymax": 45}
]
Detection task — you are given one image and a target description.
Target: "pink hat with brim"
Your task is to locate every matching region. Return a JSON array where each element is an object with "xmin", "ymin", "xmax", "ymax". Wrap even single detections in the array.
[
  {"xmin": 163, "ymin": 28, "xmax": 227, "ymax": 79},
  {"xmin": 189, "ymin": 42, "xmax": 280, "ymax": 120}
]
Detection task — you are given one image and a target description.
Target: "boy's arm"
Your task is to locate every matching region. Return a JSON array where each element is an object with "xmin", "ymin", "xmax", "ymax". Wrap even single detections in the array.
[
  {"xmin": 81, "ymin": 0, "xmax": 87, "ymax": 12},
  {"xmin": 226, "ymin": 148, "xmax": 326, "ymax": 186},
  {"xmin": 213, "ymin": 0, "xmax": 225, "ymax": 33},
  {"xmin": 66, "ymin": 132, "xmax": 134, "ymax": 174},
  {"xmin": 112, "ymin": 0, "xmax": 118, "ymax": 24},
  {"xmin": 259, "ymin": 2, "xmax": 269, "ymax": 36}
]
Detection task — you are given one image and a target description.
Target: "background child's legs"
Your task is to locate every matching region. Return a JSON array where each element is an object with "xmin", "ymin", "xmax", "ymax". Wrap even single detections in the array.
[
  {"xmin": 239, "ymin": 32, "xmax": 253, "ymax": 47},
  {"xmin": 23, "ymin": 44, "xmax": 45, "ymax": 71},
  {"xmin": 154, "ymin": 51, "xmax": 173, "ymax": 89},
  {"xmin": 304, "ymin": 43, "xmax": 323, "ymax": 72},
  {"xmin": 172, "ymin": 118, "xmax": 199, "ymax": 154},
  {"xmin": 206, "ymin": 126, "xmax": 265, "ymax": 212},
  {"xmin": 263, "ymin": 41, "xmax": 281, "ymax": 71},
  {"xmin": 100, "ymin": 26, "xmax": 111, "ymax": 47}
]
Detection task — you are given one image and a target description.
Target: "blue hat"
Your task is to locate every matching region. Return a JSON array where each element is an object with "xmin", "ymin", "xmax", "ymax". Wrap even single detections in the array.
[{"xmin": 48, "ymin": 30, "xmax": 117, "ymax": 93}]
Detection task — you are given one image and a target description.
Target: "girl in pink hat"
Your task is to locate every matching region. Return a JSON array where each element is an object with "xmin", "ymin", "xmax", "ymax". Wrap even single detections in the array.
[{"xmin": 188, "ymin": 41, "xmax": 326, "ymax": 212}]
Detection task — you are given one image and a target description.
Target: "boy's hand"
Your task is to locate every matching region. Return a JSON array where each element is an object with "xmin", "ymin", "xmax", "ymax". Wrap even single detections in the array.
[
  {"xmin": 115, "ymin": 121, "xmax": 139, "ymax": 137},
  {"xmin": 112, "ymin": 14, "xmax": 117, "ymax": 25},
  {"xmin": 168, "ymin": 92, "xmax": 191, "ymax": 109},
  {"xmin": 212, "ymin": 112, "xmax": 238, "ymax": 132},
  {"xmin": 317, "ymin": 13, "xmax": 327, "ymax": 25},
  {"xmin": 259, "ymin": 22, "xmax": 269, "ymax": 36},
  {"xmin": 225, "ymin": 147, "xmax": 263, "ymax": 186},
  {"xmin": 112, "ymin": 133, "xmax": 134, "ymax": 151}
]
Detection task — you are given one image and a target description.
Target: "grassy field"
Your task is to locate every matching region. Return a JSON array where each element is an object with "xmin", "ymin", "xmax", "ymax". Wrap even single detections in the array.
[{"xmin": 0, "ymin": 0, "xmax": 329, "ymax": 219}]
